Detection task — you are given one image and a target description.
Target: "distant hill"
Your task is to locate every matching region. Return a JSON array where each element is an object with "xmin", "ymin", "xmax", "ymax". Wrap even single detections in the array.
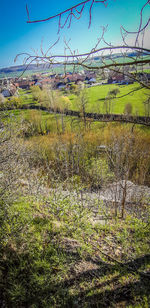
[
  {"xmin": 0, "ymin": 51, "xmax": 149, "ymax": 77},
  {"xmin": 0, "ymin": 63, "xmax": 60, "ymax": 74}
]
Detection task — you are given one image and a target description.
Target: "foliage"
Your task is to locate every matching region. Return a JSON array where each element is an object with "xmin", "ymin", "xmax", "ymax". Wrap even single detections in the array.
[
  {"xmin": 0, "ymin": 96, "xmax": 23, "ymax": 110},
  {"xmin": 124, "ymin": 103, "xmax": 133, "ymax": 115},
  {"xmin": 108, "ymin": 88, "xmax": 120, "ymax": 97},
  {"xmin": 59, "ymin": 95, "xmax": 71, "ymax": 111},
  {"xmin": 22, "ymin": 110, "xmax": 53, "ymax": 136},
  {"xmin": 103, "ymin": 125, "xmax": 150, "ymax": 185},
  {"xmin": 30, "ymin": 85, "xmax": 42, "ymax": 101},
  {"xmin": 85, "ymin": 157, "xmax": 114, "ymax": 189},
  {"xmin": 69, "ymin": 83, "xmax": 79, "ymax": 94},
  {"xmin": 143, "ymin": 97, "xmax": 150, "ymax": 117},
  {"xmin": 0, "ymin": 93, "xmax": 6, "ymax": 104}
]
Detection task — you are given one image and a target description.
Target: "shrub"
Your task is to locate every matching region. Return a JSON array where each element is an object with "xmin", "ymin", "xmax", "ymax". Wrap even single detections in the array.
[
  {"xmin": 0, "ymin": 96, "xmax": 23, "ymax": 110},
  {"xmin": 124, "ymin": 103, "xmax": 133, "ymax": 115}
]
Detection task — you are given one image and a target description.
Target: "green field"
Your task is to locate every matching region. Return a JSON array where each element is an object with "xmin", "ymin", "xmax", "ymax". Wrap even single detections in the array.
[
  {"xmin": 3, "ymin": 82, "xmax": 150, "ymax": 118},
  {"xmin": 69, "ymin": 83, "xmax": 150, "ymax": 115}
]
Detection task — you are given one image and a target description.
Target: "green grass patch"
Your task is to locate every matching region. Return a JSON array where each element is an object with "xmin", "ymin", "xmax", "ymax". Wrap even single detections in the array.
[
  {"xmin": 18, "ymin": 88, "xmax": 37, "ymax": 105},
  {"xmin": 0, "ymin": 194, "xmax": 150, "ymax": 308}
]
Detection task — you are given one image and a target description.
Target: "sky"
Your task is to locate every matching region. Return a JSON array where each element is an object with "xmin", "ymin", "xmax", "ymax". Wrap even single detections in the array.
[{"xmin": 0, "ymin": 0, "xmax": 150, "ymax": 68}]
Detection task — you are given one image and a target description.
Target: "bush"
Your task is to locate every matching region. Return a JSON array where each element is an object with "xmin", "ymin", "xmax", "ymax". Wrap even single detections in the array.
[
  {"xmin": 0, "ymin": 96, "xmax": 23, "ymax": 110},
  {"xmin": 124, "ymin": 103, "xmax": 133, "ymax": 115}
]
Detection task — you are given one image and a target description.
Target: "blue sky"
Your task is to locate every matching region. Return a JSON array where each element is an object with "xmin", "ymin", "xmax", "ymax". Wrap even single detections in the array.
[{"xmin": 0, "ymin": 0, "xmax": 149, "ymax": 68}]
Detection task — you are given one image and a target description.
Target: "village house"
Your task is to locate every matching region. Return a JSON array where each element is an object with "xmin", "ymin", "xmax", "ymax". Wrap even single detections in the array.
[
  {"xmin": 35, "ymin": 77, "xmax": 52, "ymax": 89},
  {"xmin": 1, "ymin": 84, "xmax": 17, "ymax": 97},
  {"xmin": 108, "ymin": 73, "xmax": 124, "ymax": 84},
  {"xmin": 1, "ymin": 89, "xmax": 11, "ymax": 97},
  {"xmin": 14, "ymin": 79, "xmax": 35, "ymax": 89}
]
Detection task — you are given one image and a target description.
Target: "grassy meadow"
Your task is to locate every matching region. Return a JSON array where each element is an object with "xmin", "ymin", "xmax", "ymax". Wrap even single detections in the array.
[{"xmin": 69, "ymin": 83, "xmax": 149, "ymax": 115}]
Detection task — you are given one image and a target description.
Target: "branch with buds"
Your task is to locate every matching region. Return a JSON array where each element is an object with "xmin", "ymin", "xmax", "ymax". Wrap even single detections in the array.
[{"xmin": 26, "ymin": 0, "xmax": 108, "ymax": 32}]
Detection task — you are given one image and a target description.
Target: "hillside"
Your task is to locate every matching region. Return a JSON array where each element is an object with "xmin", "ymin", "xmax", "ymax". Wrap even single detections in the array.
[{"xmin": 1, "ymin": 52, "xmax": 150, "ymax": 77}]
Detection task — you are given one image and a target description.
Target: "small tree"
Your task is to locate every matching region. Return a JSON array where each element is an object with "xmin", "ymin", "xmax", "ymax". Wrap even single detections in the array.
[
  {"xmin": 124, "ymin": 103, "xmax": 133, "ymax": 115},
  {"xmin": 108, "ymin": 88, "xmax": 120, "ymax": 98},
  {"xmin": 143, "ymin": 97, "xmax": 150, "ymax": 117},
  {"xmin": 105, "ymin": 126, "xmax": 150, "ymax": 218},
  {"xmin": 59, "ymin": 95, "xmax": 71, "ymax": 133},
  {"xmin": 76, "ymin": 88, "xmax": 89, "ymax": 129},
  {"xmin": 104, "ymin": 88, "xmax": 120, "ymax": 114},
  {"xmin": 0, "ymin": 94, "xmax": 6, "ymax": 109},
  {"xmin": 30, "ymin": 85, "xmax": 41, "ymax": 101}
]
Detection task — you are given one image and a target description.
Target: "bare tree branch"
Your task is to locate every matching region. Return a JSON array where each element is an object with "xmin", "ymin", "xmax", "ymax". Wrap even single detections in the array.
[{"xmin": 26, "ymin": 0, "xmax": 108, "ymax": 31}]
